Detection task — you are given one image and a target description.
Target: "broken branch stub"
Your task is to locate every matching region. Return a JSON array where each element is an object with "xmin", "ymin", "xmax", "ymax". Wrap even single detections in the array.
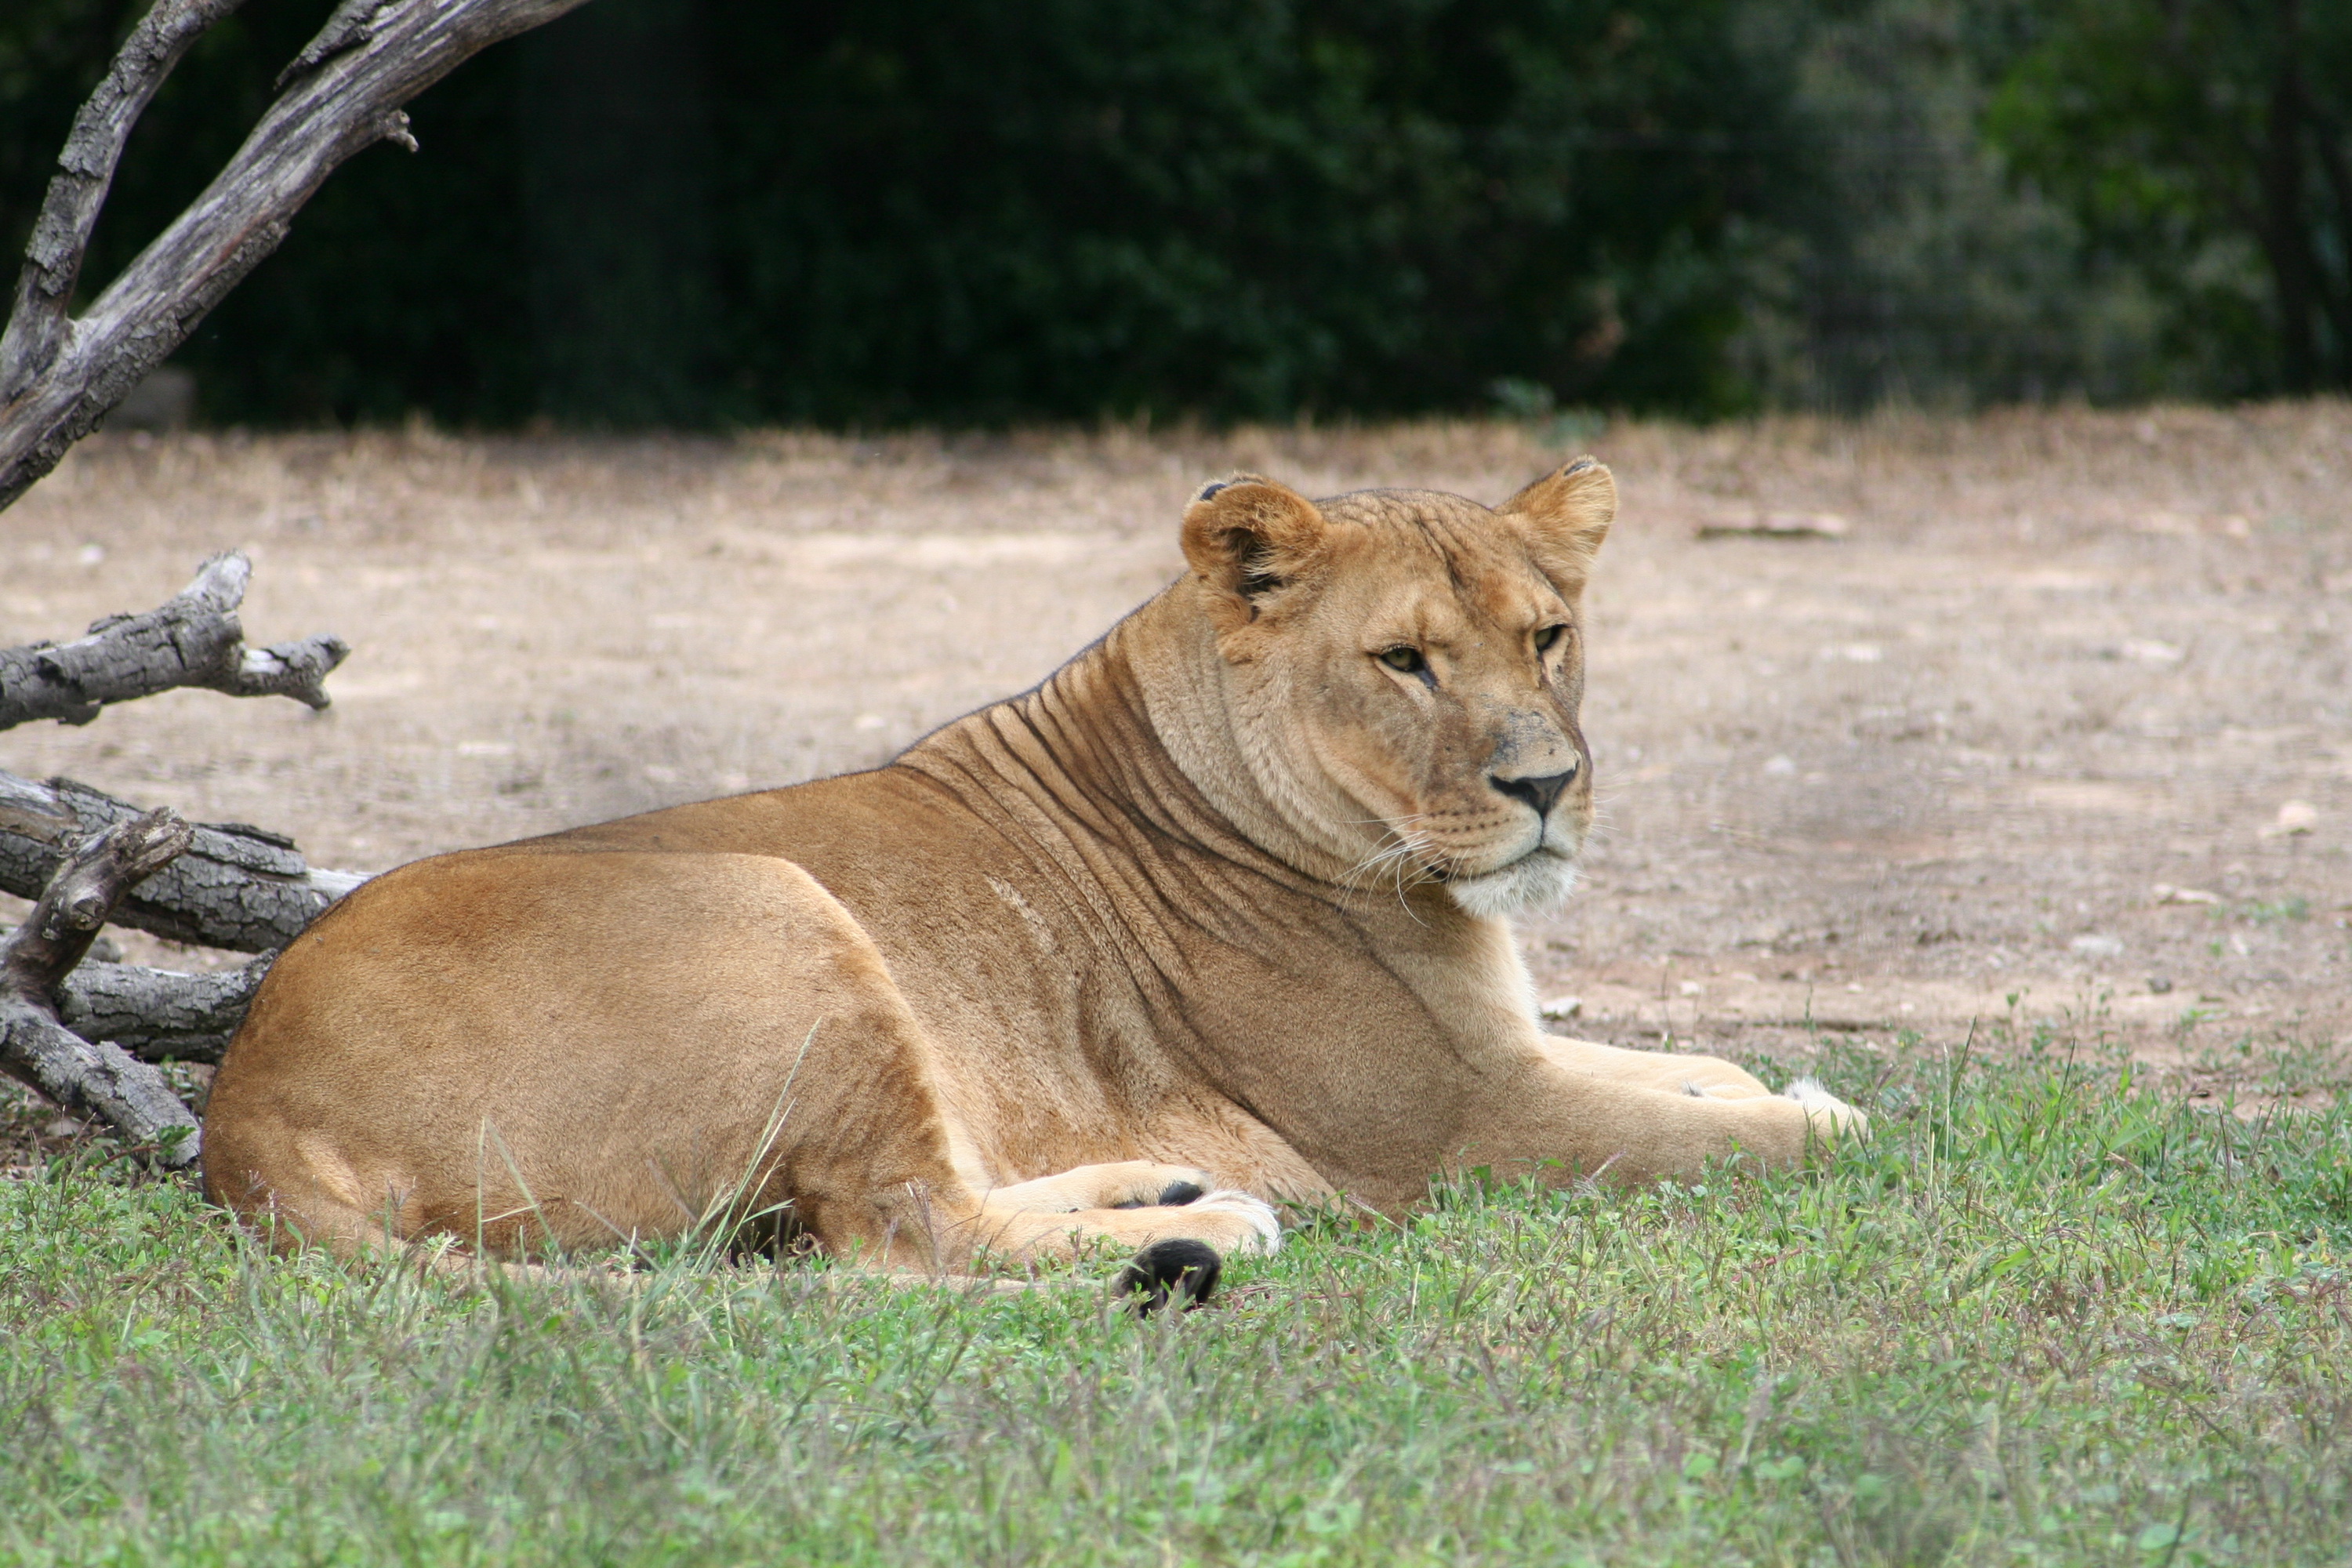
[
  {"xmin": 0, "ymin": 770, "xmax": 365, "ymax": 953},
  {"xmin": 0, "ymin": 807, "xmax": 191, "ymax": 995},
  {"xmin": 0, "ymin": 551, "xmax": 349, "ymax": 731},
  {"xmin": 0, "ymin": 1014, "xmax": 202, "ymax": 1166},
  {"xmin": 0, "ymin": 807, "xmax": 202, "ymax": 1165}
]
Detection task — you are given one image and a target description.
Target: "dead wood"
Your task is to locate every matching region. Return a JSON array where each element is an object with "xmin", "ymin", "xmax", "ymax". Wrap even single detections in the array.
[
  {"xmin": 60, "ymin": 956, "xmax": 270, "ymax": 1065},
  {"xmin": 0, "ymin": 0, "xmax": 247, "ymax": 416},
  {"xmin": 0, "ymin": 808, "xmax": 201, "ymax": 1164},
  {"xmin": 0, "ymin": 769, "xmax": 365, "ymax": 953},
  {"xmin": 0, "ymin": 0, "xmax": 597, "ymax": 1165},
  {"xmin": 0, "ymin": 551, "xmax": 348, "ymax": 731},
  {"xmin": 0, "ymin": 0, "xmax": 594, "ymax": 511}
]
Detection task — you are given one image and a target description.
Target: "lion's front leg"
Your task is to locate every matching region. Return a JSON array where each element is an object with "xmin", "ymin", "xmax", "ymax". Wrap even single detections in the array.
[
  {"xmin": 1534, "ymin": 1033, "xmax": 1777, "ymax": 1098},
  {"xmin": 1454, "ymin": 1040, "xmax": 1867, "ymax": 1185},
  {"xmin": 1534, "ymin": 1034, "xmax": 1867, "ymax": 1139}
]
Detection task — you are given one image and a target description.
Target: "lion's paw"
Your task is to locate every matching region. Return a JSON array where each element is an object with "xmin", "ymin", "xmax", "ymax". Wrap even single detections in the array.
[
  {"xmin": 1116, "ymin": 1238, "xmax": 1224, "ymax": 1314},
  {"xmin": 996, "ymin": 1160, "xmax": 1218, "ymax": 1214},
  {"xmin": 1102, "ymin": 1163, "xmax": 1218, "ymax": 1210},
  {"xmin": 1175, "ymin": 1190, "xmax": 1283, "ymax": 1257}
]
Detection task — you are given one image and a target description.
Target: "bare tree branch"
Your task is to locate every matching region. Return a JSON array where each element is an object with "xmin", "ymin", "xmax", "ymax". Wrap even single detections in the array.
[
  {"xmin": 2, "ymin": 770, "xmax": 365, "ymax": 953},
  {"xmin": 0, "ymin": 0, "xmax": 249, "ymax": 409},
  {"xmin": 0, "ymin": 551, "xmax": 348, "ymax": 731},
  {"xmin": 0, "ymin": 0, "xmax": 596, "ymax": 511},
  {"xmin": 1, "ymin": 808, "xmax": 190, "ymax": 1002},
  {"xmin": 278, "ymin": 0, "xmax": 396, "ymax": 91},
  {"xmin": 60, "ymin": 955, "xmax": 270, "ymax": 1064},
  {"xmin": 0, "ymin": 808, "xmax": 201, "ymax": 1165},
  {"xmin": 0, "ymin": 1014, "xmax": 201, "ymax": 1163},
  {"xmin": 0, "ymin": 1, "xmax": 595, "ymax": 1162}
]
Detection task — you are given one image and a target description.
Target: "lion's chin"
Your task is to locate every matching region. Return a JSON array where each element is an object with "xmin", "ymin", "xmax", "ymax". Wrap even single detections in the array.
[{"xmin": 1443, "ymin": 851, "xmax": 1580, "ymax": 920}]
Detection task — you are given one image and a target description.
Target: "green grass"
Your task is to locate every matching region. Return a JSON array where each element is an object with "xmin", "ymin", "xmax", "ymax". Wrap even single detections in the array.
[{"xmin": 6, "ymin": 1036, "xmax": 2352, "ymax": 1566}]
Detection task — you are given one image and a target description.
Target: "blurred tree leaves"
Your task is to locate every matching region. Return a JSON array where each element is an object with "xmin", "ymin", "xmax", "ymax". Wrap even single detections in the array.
[
  {"xmin": 1733, "ymin": 0, "xmax": 2230, "ymax": 408},
  {"xmin": 1987, "ymin": 0, "xmax": 2352, "ymax": 392},
  {"xmin": 0, "ymin": 0, "xmax": 1815, "ymax": 424},
  {"xmin": 704, "ymin": 0, "xmax": 1805, "ymax": 423},
  {"xmin": 0, "ymin": 0, "xmax": 2336, "ymax": 425}
]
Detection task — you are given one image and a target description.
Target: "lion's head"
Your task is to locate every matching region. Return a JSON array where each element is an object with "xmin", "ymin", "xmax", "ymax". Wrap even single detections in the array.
[{"xmin": 1177, "ymin": 459, "xmax": 1615, "ymax": 919}]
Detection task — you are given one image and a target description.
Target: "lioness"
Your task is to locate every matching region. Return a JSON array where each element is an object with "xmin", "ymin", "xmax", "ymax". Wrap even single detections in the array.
[{"xmin": 203, "ymin": 460, "xmax": 1863, "ymax": 1290}]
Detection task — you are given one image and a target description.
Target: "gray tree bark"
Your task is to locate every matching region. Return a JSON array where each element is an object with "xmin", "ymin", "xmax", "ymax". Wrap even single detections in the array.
[
  {"xmin": 0, "ymin": 0, "xmax": 600, "ymax": 1168},
  {"xmin": 0, "ymin": 808, "xmax": 203, "ymax": 1166},
  {"xmin": 60, "ymin": 956, "xmax": 270, "ymax": 1064},
  {"xmin": 0, "ymin": 0, "xmax": 249, "ymax": 413},
  {"xmin": 0, "ymin": 0, "xmax": 596, "ymax": 511},
  {"xmin": 0, "ymin": 551, "xmax": 348, "ymax": 731},
  {"xmin": 0, "ymin": 564, "xmax": 358, "ymax": 1153},
  {"xmin": 1, "ymin": 769, "xmax": 365, "ymax": 954}
]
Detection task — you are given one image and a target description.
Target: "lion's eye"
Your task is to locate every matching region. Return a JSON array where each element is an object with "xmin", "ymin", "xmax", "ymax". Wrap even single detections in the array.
[
  {"xmin": 1533, "ymin": 624, "xmax": 1567, "ymax": 653},
  {"xmin": 1378, "ymin": 646, "xmax": 1427, "ymax": 674}
]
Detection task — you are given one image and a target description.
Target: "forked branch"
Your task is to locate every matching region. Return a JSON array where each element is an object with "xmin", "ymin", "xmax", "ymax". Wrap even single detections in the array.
[
  {"xmin": 0, "ymin": 0, "xmax": 594, "ymax": 511},
  {"xmin": 0, "ymin": 0, "xmax": 593, "ymax": 1165},
  {"xmin": 0, "ymin": 769, "xmax": 365, "ymax": 953},
  {"xmin": 0, "ymin": 808, "xmax": 202, "ymax": 1165},
  {"xmin": 0, "ymin": 0, "xmax": 247, "ymax": 408}
]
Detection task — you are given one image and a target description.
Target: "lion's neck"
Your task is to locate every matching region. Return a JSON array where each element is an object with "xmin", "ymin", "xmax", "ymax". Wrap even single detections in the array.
[
  {"xmin": 1116, "ymin": 588, "xmax": 1367, "ymax": 886},
  {"xmin": 896, "ymin": 584, "xmax": 1362, "ymax": 894},
  {"xmin": 895, "ymin": 583, "xmax": 1543, "ymax": 1062}
]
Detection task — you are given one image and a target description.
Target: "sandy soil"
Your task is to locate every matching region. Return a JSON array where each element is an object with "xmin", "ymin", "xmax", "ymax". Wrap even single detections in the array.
[{"xmin": 5, "ymin": 405, "xmax": 2350, "ymax": 1147}]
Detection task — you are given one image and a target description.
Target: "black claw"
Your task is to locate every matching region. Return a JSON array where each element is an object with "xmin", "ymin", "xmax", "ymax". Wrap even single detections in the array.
[{"xmin": 1115, "ymin": 1238, "xmax": 1222, "ymax": 1316}]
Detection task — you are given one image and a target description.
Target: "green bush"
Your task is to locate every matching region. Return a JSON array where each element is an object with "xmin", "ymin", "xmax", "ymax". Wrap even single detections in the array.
[
  {"xmin": 5, "ymin": 1, "xmax": 2335, "ymax": 425},
  {"xmin": 1985, "ymin": 0, "xmax": 2352, "ymax": 397},
  {"xmin": 3, "ymin": 0, "xmax": 1808, "ymax": 426}
]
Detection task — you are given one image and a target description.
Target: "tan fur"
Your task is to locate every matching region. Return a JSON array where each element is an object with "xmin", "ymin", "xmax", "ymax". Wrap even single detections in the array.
[{"xmin": 202, "ymin": 461, "xmax": 1864, "ymax": 1273}]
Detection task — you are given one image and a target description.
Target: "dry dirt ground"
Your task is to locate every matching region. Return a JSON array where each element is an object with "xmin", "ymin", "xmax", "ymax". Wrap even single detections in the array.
[{"xmin": 5, "ymin": 406, "xmax": 2350, "ymax": 1155}]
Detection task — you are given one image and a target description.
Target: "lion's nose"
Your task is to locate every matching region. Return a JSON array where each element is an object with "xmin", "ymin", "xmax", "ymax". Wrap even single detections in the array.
[{"xmin": 1490, "ymin": 763, "xmax": 1577, "ymax": 817}]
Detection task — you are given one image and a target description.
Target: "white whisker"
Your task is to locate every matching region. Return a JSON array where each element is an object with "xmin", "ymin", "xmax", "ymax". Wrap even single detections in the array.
[{"xmin": 1333, "ymin": 811, "xmax": 1448, "ymax": 926}]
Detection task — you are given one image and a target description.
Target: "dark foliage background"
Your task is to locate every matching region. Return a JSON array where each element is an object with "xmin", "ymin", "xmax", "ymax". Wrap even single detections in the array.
[{"xmin": 2, "ymin": 0, "xmax": 2345, "ymax": 426}]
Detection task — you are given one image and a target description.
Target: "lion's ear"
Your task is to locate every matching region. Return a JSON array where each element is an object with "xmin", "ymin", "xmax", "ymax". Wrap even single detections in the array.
[
  {"xmin": 1498, "ymin": 456, "xmax": 1615, "ymax": 585},
  {"xmin": 1181, "ymin": 474, "xmax": 1329, "ymax": 627}
]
